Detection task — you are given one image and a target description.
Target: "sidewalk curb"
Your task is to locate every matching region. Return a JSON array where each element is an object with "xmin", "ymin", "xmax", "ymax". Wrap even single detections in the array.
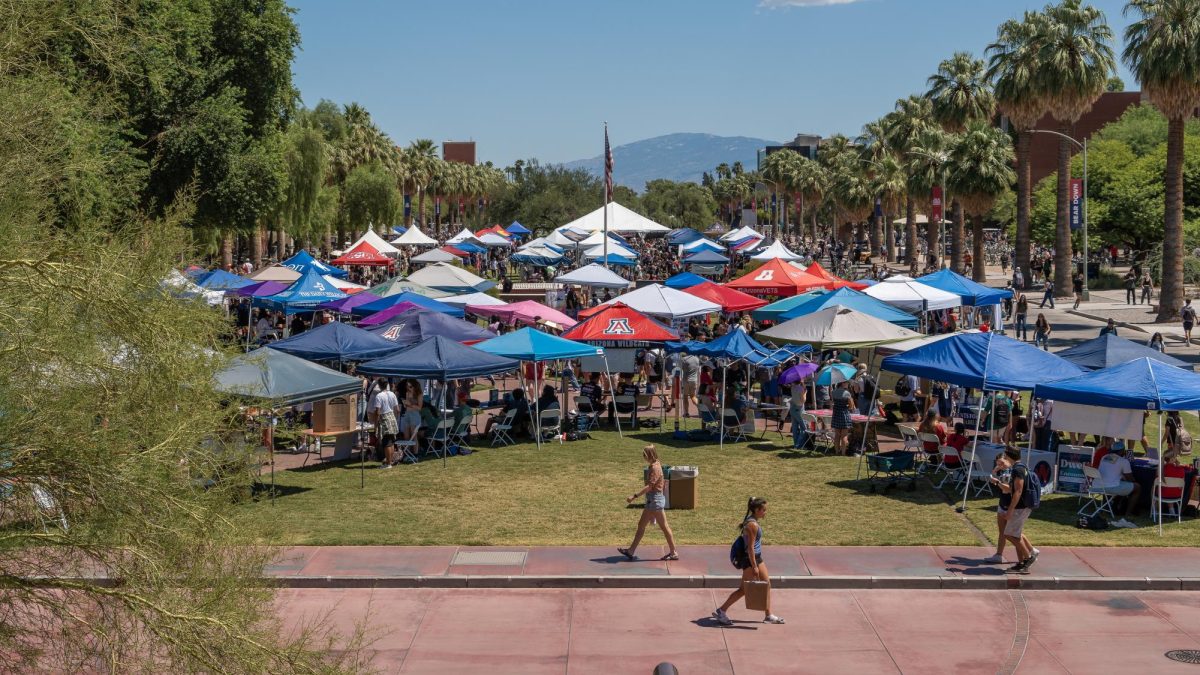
[{"xmin": 1065, "ymin": 309, "xmax": 1159, "ymax": 336}]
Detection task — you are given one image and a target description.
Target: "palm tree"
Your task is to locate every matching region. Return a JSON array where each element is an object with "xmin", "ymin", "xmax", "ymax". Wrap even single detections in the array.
[
  {"xmin": 818, "ymin": 135, "xmax": 857, "ymax": 244},
  {"xmin": 906, "ymin": 128, "xmax": 950, "ymax": 272},
  {"xmin": 949, "ymin": 121, "xmax": 1017, "ymax": 281},
  {"xmin": 989, "ymin": 12, "xmax": 1052, "ymax": 289},
  {"xmin": 857, "ymin": 117, "xmax": 893, "ymax": 254},
  {"xmin": 870, "ymin": 156, "xmax": 907, "ymax": 263},
  {"xmin": 761, "ymin": 151, "xmax": 800, "ymax": 239},
  {"xmin": 406, "ymin": 139, "xmax": 438, "ymax": 228},
  {"xmin": 1123, "ymin": 0, "xmax": 1200, "ymax": 320},
  {"xmin": 926, "ymin": 52, "xmax": 996, "ymax": 271},
  {"xmin": 1041, "ymin": 0, "xmax": 1115, "ymax": 297},
  {"xmin": 886, "ymin": 96, "xmax": 936, "ymax": 274},
  {"xmin": 792, "ymin": 158, "xmax": 828, "ymax": 245}
]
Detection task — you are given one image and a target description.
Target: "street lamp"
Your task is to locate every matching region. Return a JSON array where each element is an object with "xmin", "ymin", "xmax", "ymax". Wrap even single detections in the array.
[{"xmin": 1029, "ymin": 129, "xmax": 1089, "ymax": 300}]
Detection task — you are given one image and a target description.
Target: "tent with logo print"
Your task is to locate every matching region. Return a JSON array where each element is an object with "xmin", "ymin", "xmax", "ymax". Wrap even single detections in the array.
[
  {"xmin": 256, "ymin": 268, "xmax": 349, "ymax": 313},
  {"xmin": 561, "ymin": 303, "xmax": 679, "ymax": 345},
  {"xmin": 725, "ymin": 258, "xmax": 831, "ymax": 297},
  {"xmin": 331, "ymin": 241, "xmax": 393, "ymax": 266},
  {"xmin": 364, "ymin": 307, "xmax": 496, "ymax": 346}
]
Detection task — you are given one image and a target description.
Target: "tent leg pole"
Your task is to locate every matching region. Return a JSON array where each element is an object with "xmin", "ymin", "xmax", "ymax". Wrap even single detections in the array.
[
  {"xmin": 855, "ymin": 380, "xmax": 880, "ymax": 481},
  {"xmin": 960, "ymin": 388, "xmax": 987, "ymax": 513},
  {"xmin": 441, "ymin": 381, "xmax": 448, "ymax": 468},
  {"xmin": 1157, "ymin": 413, "xmax": 1164, "ymax": 536},
  {"xmin": 720, "ymin": 364, "xmax": 726, "ymax": 450},
  {"xmin": 603, "ymin": 356, "xmax": 621, "ymax": 438}
]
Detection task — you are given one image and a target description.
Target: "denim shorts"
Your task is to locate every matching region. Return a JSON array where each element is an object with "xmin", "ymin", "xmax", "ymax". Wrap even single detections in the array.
[{"xmin": 645, "ymin": 491, "xmax": 666, "ymax": 512}]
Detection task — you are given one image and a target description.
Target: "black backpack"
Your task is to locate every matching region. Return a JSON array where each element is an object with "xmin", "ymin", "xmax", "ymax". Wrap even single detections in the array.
[
  {"xmin": 991, "ymin": 397, "xmax": 1011, "ymax": 427},
  {"xmin": 894, "ymin": 377, "xmax": 912, "ymax": 398},
  {"xmin": 1013, "ymin": 462, "xmax": 1042, "ymax": 509}
]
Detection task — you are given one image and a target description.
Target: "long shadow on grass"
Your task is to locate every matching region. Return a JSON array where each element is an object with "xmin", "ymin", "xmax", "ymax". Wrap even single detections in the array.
[
  {"xmin": 251, "ymin": 482, "xmax": 312, "ymax": 500},
  {"xmin": 826, "ymin": 478, "xmax": 947, "ymax": 506}
]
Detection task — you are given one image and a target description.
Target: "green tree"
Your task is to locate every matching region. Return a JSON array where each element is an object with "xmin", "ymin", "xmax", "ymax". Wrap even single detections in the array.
[
  {"xmin": 640, "ymin": 180, "xmax": 717, "ymax": 229},
  {"xmin": 342, "ymin": 161, "xmax": 400, "ymax": 233},
  {"xmin": 948, "ymin": 121, "xmax": 1017, "ymax": 280}
]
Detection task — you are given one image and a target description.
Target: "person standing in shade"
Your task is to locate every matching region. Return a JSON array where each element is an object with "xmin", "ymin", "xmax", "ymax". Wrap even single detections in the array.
[
  {"xmin": 1039, "ymin": 279, "xmax": 1054, "ymax": 309},
  {"xmin": 829, "ymin": 380, "xmax": 853, "ymax": 455},
  {"xmin": 618, "ymin": 445, "xmax": 679, "ymax": 562},
  {"xmin": 1182, "ymin": 299, "xmax": 1196, "ymax": 347},
  {"xmin": 788, "ymin": 382, "xmax": 809, "ymax": 450},
  {"xmin": 713, "ymin": 498, "xmax": 785, "ymax": 626}
]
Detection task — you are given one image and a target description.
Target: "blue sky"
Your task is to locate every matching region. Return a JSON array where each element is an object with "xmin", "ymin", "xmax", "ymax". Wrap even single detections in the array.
[{"xmin": 290, "ymin": 0, "xmax": 1136, "ymax": 167}]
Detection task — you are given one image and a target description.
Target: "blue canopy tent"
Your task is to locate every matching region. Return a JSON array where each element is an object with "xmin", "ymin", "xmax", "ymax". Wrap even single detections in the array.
[
  {"xmin": 591, "ymin": 253, "xmax": 637, "ymax": 266},
  {"xmin": 918, "ymin": 268, "xmax": 1012, "ymax": 306},
  {"xmin": 854, "ymin": 278, "xmax": 878, "ymax": 287},
  {"xmin": 256, "ymin": 268, "xmax": 349, "ymax": 314},
  {"xmin": 882, "ymin": 332, "xmax": 1085, "ymax": 509},
  {"xmin": 1034, "ymin": 358, "xmax": 1200, "ymax": 534},
  {"xmin": 453, "ymin": 241, "xmax": 487, "ymax": 254},
  {"xmin": 666, "ymin": 228, "xmax": 704, "ymax": 245},
  {"xmin": 193, "ymin": 269, "xmax": 254, "ymax": 291},
  {"xmin": 506, "ymin": 222, "xmax": 532, "ymax": 236},
  {"xmin": 683, "ymin": 249, "xmax": 730, "ymax": 265},
  {"xmin": 365, "ymin": 308, "xmax": 496, "ymax": 346},
  {"xmin": 751, "ymin": 291, "xmax": 824, "ymax": 323},
  {"xmin": 475, "ymin": 328, "xmax": 614, "ymax": 442},
  {"xmin": 778, "ymin": 287, "xmax": 919, "ymax": 329},
  {"xmin": 682, "ymin": 239, "xmax": 724, "ymax": 254},
  {"xmin": 351, "ymin": 291, "xmax": 464, "ymax": 318},
  {"xmin": 663, "ymin": 272, "xmax": 708, "ymax": 290},
  {"xmin": 281, "ymin": 249, "xmax": 348, "ymax": 278},
  {"xmin": 1054, "ymin": 333, "xmax": 1193, "ymax": 371},
  {"xmin": 511, "ymin": 248, "xmax": 565, "ymax": 267},
  {"xmin": 267, "ymin": 321, "xmax": 401, "ymax": 362},
  {"xmin": 392, "ymin": 225, "xmax": 407, "ymax": 235}
]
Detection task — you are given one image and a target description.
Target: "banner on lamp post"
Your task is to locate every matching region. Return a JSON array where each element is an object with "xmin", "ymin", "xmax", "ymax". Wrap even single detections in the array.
[
  {"xmin": 403, "ymin": 194, "xmax": 411, "ymax": 219},
  {"xmin": 930, "ymin": 186, "xmax": 943, "ymax": 222},
  {"xmin": 1069, "ymin": 178, "xmax": 1083, "ymax": 231},
  {"xmin": 874, "ymin": 198, "xmax": 883, "ymax": 218}
]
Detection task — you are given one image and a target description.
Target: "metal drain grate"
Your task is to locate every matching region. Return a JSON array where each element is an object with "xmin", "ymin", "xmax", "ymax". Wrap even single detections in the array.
[
  {"xmin": 451, "ymin": 551, "xmax": 527, "ymax": 566},
  {"xmin": 1166, "ymin": 651, "xmax": 1200, "ymax": 665}
]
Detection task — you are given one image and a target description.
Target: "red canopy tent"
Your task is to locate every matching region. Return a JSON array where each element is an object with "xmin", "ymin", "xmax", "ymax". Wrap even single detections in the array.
[
  {"xmin": 561, "ymin": 303, "xmax": 679, "ymax": 344},
  {"xmin": 682, "ymin": 281, "xmax": 767, "ymax": 313},
  {"xmin": 726, "ymin": 258, "xmax": 831, "ymax": 298},
  {"xmin": 441, "ymin": 245, "xmax": 470, "ymax": 258},
  {"xmin": 332, "ymin": 241, "xmax": 392, "ymax": 267},
  {"xmin": 474, "ymin": 225, "xmax": 509, "ymax": 238},
  {"xmin": 805, "ymin": 262, "xmax": 867, "ymax": 290}
]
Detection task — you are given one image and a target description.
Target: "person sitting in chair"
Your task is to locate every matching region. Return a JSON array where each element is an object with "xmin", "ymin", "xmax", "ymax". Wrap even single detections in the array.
[{"xmin": 485, "ymin": 388, "xmax": 530, "ymax": 438}]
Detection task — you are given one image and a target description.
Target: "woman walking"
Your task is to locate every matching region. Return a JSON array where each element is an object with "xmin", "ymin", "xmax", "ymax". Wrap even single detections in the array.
[
  {"xmin": 713, "ymin": 498, "xmax": 785, "ymax": 626},
  {"xmin": 619, "ymin": 445, "xmax": 679, "ymax": 561},
  {"xmin": 1033, "ymin": 314, "xmax": 1052, "ymax": 351}
]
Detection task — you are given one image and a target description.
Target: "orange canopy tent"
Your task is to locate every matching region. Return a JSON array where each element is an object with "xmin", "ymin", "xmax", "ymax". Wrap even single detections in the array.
[
  {"xmin": 804, "ymin": 262, "xmax": 867, "ymax": 290},
  {"xmin": 725, "ymin": 258, "xmax": 831, "ymax": 297},
  {"xmin": 331, "ymin": 241, "xmax": 392, "ymax": 267},
  {"xmin": 682, "ymin": 281, "xmax": 767, "ymax": 313}
]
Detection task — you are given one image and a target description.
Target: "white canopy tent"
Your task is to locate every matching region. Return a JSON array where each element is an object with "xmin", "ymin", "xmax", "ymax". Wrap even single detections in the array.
[
  {"xmin": 479, "ymin": 233, "xmax": 514, "ymax": 247},
  {"xmin": 447, "ymin": 228, "xmax": 484, "ymax": 246},
  {"xmin": 553, "ymin": 263, "xmax": 633, "ymax": 289},
  {"xmin": 441, "ymin": 292, "xmax": 509, "ymax": 309},
  {"xmin": 596, "ymin": 283, "xmax": 720, "ymax": 320},
  {"xmin": 575, "ymin": 231, "xmax": 629, "ymax": 250},
  {"xmin": 556, "ymin": 202, "xmax": 670, "ymax": 235},
  {"xmin": 324, "ymin": 275, "xmax": 368, "ymax": 293},
  {"xmin": 390, "ymin": 226, "xmax": 438, "ymax": 247},
  {"xmin": 720, "ymin": 225, "xmax": 763, "ymax": 242},
  {"xmin": 864, "ymin": 275, "xmax": 963, "ymax": 313},
  {"xmin": 350, "ymin": 229, "xmax": 402, "ymax": 256},
  {"xmin": 248, "ymin": 265, "xmax": 301, "ymax": 283},
  {"xmin": 681, "ymin": 237, "xmax": 722, "ymax": 252},
  {"xmin": 546, "ymin": 227, "xmax": 590, "ymax": 248},
  {"xmin": 750, "ymin": 240, "xmax": 803, "ymax": 261},
  {"xmin": 406, "ymin": 262, "xmax": 493, "ymax": 293},
  {"xmin": 756, "ymin": 305, "xmax": 923, "ymax": 350},
  {"xmin": 519, "ymin": 236, "xmax": 556, "ymax": 251},
  {"xmin": 583, "ymin": 243, "xmax": 638, "ymax": 261},
  {"xmin": 410, "ymin": 248, "xmax": 458, "ymax": 264}
]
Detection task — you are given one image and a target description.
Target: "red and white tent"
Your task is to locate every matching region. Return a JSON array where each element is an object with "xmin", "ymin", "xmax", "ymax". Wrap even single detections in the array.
[
  {"xmin": 726, "ymin": 258, "xmax": 831, "ymax": 297},
  {"xmin": 332, "ymin": 241, "xmax": 392, "ymax": 267},
  {"xmin": 682, "ymin": 281, "xmax": 767, "ymax": 313},
  {"xmin": 561, "ymin": 303, "xmax": 679, "ymax": 343},
  {"xmin": 803, "ymin": 261, "xmax": 868, "ymax": 290}
]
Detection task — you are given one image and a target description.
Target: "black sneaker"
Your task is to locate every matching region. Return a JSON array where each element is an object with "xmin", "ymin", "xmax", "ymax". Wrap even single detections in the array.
[
  {"xmin": 1025, "ymin": 550, "xmax": 1039, "ymax": 570},
  {"xmin": 1005, "ymin": 562, "xmax": 1030, "ymax": 575}
]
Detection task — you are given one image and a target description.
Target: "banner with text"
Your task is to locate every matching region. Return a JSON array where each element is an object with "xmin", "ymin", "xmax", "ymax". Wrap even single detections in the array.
[{"xmin": 1069, "ymin": 178, "xmax": 1083, "ymax": 231}]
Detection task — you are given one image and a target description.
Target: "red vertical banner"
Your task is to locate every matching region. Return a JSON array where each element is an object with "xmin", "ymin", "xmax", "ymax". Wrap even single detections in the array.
[{"xmin": 931, "ymin": 186, "xmax": 944, "ymax": 222}]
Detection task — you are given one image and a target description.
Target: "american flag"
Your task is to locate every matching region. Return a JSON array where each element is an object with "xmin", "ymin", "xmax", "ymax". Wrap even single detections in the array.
[{"xmin": 604, "ymin": 124, "xmax": 613, "ymax": 203}]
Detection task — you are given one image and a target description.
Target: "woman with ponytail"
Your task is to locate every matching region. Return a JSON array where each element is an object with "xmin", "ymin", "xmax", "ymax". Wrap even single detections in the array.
[
  {"xmin": 713, "ymin": 497, "xmax": 784, "ymax": 625},
  {"xmin": 618, "ymin": 445, "xmax": 679, "ymax": 561}
]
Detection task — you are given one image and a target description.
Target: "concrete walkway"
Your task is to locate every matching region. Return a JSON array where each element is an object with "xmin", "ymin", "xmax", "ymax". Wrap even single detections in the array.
[{"xmin": 267, "ymin": 545, "xmax": 1200, "ymax": 591}]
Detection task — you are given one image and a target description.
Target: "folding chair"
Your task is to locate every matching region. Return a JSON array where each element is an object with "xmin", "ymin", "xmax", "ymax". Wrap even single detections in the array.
[
  {"xmin": 448, "ymin": 417, "xmax": 473, "ymax": 451},
  {"xmin": 393, "ymin": 437, "xmax": 419, "ymax": 464},
  {"xmin": 539, "ymin": 408, "xmax": 562, "ymax": 440},
  {"xmin": 614, "ymin": 395, "xmax": 638, "ymax": 430},
  {"xmin": 801, "ymin": 412, "xmax": 833, "ymax": 453},
  {"xmin": 425, "ymin": 419, "xmax": 454, "ymax": 458},
  {"xmin": 1153, "ymin": 476, "xmax": 1186, "ymax": 523},
  {"xmin": 916, "ymin": 432, "xmax": 940, "ymax": 472},
  {"xmin": 1077, "ymin": 465, "xmax": 1117, "ymax": 519},
  {"xmin": 574, "ymin": 396, "xmax": 601, "ymax": 431},
  {"xmin": 960, "ymin": 451, "xmax": 995, "ymax": 498},
  {"xmin": 934, "ymin": 446, "xmax": 966, "ymax": 489},
  {"xmin": 697, "ymin": 401, "xmax": 720, "ymax": 432},
  {"xmin": 898, "ymin": 425, "xmax": 922, "ymax": 453},
  {"xmin": 721, "ymin": 408, "xmax": 747, "ymax": 443},
  {"xmin": 489, "ymin": 408, "xmax": 519, "ymax": 446}
]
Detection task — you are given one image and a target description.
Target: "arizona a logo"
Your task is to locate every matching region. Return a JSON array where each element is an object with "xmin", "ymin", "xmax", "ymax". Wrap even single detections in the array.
[
  {"xmin": 754, "ymin": 269, "xmax": 774, "ymax": 281},
  {"xmin": 380, "ymin": 324, "xmax": 406, "ymax": 341},
  {"xmin": 603, "ymin": 318, "xmax": 635, "ymax": 335}
]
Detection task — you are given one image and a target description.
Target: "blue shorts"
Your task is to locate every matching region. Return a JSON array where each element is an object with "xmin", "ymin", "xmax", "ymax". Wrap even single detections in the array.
[{"xmin": 645, "ymin": 492, "xmax": 666, "ymax": 512}]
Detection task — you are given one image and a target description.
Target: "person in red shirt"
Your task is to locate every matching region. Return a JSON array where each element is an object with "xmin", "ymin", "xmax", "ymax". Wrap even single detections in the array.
[
  {"xmin": 917, "ymin": 409, "xmax": 947, "ymax": 453},
  {"xmin": 943, "ymin": 422, "xmax": 970, "ymax": 467},
  {"xmin": 1160, "ymin": 449, "xmax": 1189, "ymax": 502}
]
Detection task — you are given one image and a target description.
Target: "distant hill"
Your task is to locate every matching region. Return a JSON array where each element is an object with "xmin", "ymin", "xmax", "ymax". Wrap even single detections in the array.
[{"xmin": 562, "ymin": 132, "xmax": 779, "ymax": 191}]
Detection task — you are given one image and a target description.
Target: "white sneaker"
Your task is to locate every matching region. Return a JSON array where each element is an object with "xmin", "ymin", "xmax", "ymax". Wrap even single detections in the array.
[
  {"xmin": 764, "ymin": 614, "xmax": 786, "ymax": 624},
  {"xmin": 712, "ymin": 609, "xmax": 733, "ymax": 626},
  {"xmin": 984, "ymin": 554, "xmax": 1005, "ymax": 564}
]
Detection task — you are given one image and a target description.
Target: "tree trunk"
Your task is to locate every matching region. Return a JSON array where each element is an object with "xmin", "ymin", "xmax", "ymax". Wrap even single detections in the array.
[
  {"xmin": 885, "ymin": 210, "xmax": 895, "ymax": 263},
  {"xmin": 870, "ymin": 213, "xmax": 882, "ymax": 260},
  {"xmin": 323, "ymin": 224, "xmax": 332, "ymax": 257},
  {"xmin": 276, "ymin": 226, "xmax": 288, "ymax": 260},
  {"xmin": 798, "ymin": 194, "xmax": 805, "ymax": 242},
  {"xmin": 1016, "ymin": 131, "xmax": 1032, "ymax": 290},
  {"xmin": 1054, "ymin": 126, "xmax": 1073, "ymax": 297},
  {"xmin": 972, "ymin": 213, "xmax": 986, "ymax": 282},
  {"xmin": 220, "ymin": 232, "xmax": 233, "ymax": 269},
  {"xmin": 906, "ymin": 195, "xmax": 918, "ymax": 276},
  {"xmin": 951, "ymin": 200, "xmax": 965, "ymax": 273},
  {"xmin": 926, "ymin": 219, "xmax": 939, "ymax": 270},
  {"xmin": 1159, "ymin": 117, "xmax": 1186, "ymax": 321},
  {"xmin": 811, "ymin": 206, "xmax": 818, "ymax": 245},
  {"xmin": 251, "ymin": 226, "xmax": 263, "ymax": 269}
]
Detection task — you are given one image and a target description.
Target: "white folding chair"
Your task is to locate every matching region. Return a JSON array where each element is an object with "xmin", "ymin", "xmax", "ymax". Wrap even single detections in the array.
[
  {"xmin": 425, "ymin": 418, "xmax": 454, "ymax": 458},
  {"xmin": 1153, "ymin": 476, "xmax": 1186, "ymax": 523},
  {"xmin": 916, "ymin": 432, "xmax": 941, "ymax": 471},
  {"xmin": 721, "ymin": 408, "xmax": 748, "ymax": 443},
  {"xmin": 898, "ymin": 425, "xmax": 922, "ymax": 453},
  {"xmin": 448, "ymin": 416, "xmax": 473, "ymax": 451},
  {"xmin": 801, "ymin": 412, "xmax": 833, "ymax": 453},
  {"xmin": 935, "ymin": 446, "xmax": 966, "ymax": 489},
  {"xmin": 539, "ymin": 408, "xmax": 562, "ymax": 439},
  {"xmin": 490, "ymin": 408, "xmax": 519, "ymax": 447},
  {"xmin": 961, "ymin": 452, "xmax": 995, "ymax": 498},
  {"xmin": 1077, "ymin": 465, "xmax": 1117, "ymax": 519}
]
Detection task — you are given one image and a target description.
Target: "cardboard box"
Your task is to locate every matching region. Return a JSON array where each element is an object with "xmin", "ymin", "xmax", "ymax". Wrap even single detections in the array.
[
  {"xmin": 313, "ymin": 395, "xmax": 356, "ymax": 433},
  {"xmin": 668, "ymin": 477, "xmax": 698, "ymax": 510},
  {"xmin": 744, "ymin": 580, "xmax": 770, "ymax": 611}
]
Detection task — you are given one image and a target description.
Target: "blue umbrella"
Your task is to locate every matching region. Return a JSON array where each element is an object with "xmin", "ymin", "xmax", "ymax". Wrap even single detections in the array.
[{"xmin": 815, "ymin": 363, "xmax": 857, "ymax": 385}]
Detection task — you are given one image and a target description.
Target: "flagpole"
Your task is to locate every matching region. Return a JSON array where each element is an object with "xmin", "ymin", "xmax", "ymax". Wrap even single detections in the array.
[{"xmin": 603, "ymin": 122, "xmax": 610, "ymax": 271}]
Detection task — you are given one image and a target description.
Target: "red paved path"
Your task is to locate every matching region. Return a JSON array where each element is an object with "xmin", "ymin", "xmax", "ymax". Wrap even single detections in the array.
[{"xmin": 276, "ymin": 587, "xmax": 1200, "ymax": 673}]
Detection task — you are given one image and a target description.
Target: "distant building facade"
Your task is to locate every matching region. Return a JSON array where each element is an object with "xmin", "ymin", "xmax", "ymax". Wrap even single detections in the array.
[
  {"xmin": 442, "ymin": 141, "xmax": 476, "ymax": 165},
  {"xmin": 758, "ymin": 133, "xmax": 822, "ymax": 169}
]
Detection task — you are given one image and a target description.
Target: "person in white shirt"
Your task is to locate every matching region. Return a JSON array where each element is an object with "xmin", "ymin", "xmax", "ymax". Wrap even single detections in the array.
[
  {"xmin": 1096, "ymin": 444, "xmax": 1141, "ymax": 526},
  {"xmin": 253, "ymin": 313, "xmax": 273, "ymax": 342},
  {"xmin": 368, "ymin": 381, "xmax": 401, "ymax": 467}
]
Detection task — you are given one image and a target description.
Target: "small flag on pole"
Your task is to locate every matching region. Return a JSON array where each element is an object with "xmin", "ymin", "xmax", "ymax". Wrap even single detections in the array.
[{"xmin": 604, "ymin": 124, "xmax": 614, "ymax": 204}]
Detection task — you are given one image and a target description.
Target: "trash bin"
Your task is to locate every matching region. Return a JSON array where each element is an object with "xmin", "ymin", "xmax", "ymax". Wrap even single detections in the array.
[{"xmin": 668, "ymin": 465, "xmax": 698, "ymax": 510}]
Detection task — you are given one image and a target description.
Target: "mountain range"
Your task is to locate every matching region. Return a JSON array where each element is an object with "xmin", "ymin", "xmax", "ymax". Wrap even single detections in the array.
[{"xmin": 561, "ymin": 132, "xmax": 778, "ymax": 191}]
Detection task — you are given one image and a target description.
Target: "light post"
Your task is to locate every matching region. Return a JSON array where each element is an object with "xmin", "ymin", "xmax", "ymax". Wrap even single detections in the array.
[
  {"xmin": 858, "ymin": 157, "xmax": 888, "ymax": 261},
  {"xmin": 1029, "ymin": 129, "xmax": 1089, "ymax": 300},
  {"xmin": 754, "ymin": 179, "xmax": 781, "ymax": 240}
]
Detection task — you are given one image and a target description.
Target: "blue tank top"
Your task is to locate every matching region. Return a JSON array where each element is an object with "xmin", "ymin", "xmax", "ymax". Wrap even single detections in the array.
[{"xmin": 744, "ymin": 517, "xmax": 763, "ymax": 555}]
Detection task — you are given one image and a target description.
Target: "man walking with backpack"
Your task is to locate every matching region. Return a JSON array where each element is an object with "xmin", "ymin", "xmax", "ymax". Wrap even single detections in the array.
[{"xmin": 993, "ymin": 447, "xmax": 1040, "ymax": 575}]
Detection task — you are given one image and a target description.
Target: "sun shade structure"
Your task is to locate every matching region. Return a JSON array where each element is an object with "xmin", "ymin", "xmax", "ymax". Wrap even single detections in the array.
[
  {"xmin": 683, "ymin": 249, "xmax": 730, "ymax": 264},
  {"xmin": 556, "ymin": 202, "xmax": 670, "ymax": 234},
  {"xmin": 667, "ymin": 329, "xmax": 809, "ymax": 366},
  {"xmin": 750, "ymin": 240, "xmax": 803, "ymax": 261},
  {"xmin": 332, "ymin": 241, "xmax": 392, "ymax": 266},
  {"xmin": 474, "ymin": 327, "xmax": 603, "ymax": 361},
  {"xmin": 666, "ymin": 228, "xmax": 704, "ymax": 245},
  {"xmin": 553, "ymin": 264, "xmax": 632, "ymax": 289},
  {"xmin": 448, "ymin": 228, "xmax": 484, "ymax": 246},
  {"xmin": 406, "ymin": 262, "xmax": 496, "ymax": 293},
  {"xmin": 777, "ymin": 287, "xmax": 919, "ymax": 329},
  {"xmin": 356, "ymin": 335, "xmax": 519, "ymax": 380},
  {"xmin": 257, "ymin": 268, "xmax": 348, "ymax": 313},
  {"xmin": 267, "ymin": 321, "xmax": 401, "ymax": 361},
  {"xmin": 506, "ymin": 221, "xmax": 532, "ymax": 235},
  {"xmin": 282, "ymin": 250, "xmax": 348, "ymax": 278},
  {"xmin": 316, "ymin": 291, "xmax": 382, "ymax": 314},
  {"xmin": 248, "ymin": 264, "xmax": 302, "ymax": 283},
  {"xmin": 757, "ymin": 305, "xmax": 922, "ymax": 350},
  {"xmin": 365, "ymin": 308, "xmax": 496, "ymax": 346},
  {"xmin": 355, "ymin": 292, "xmax": 462, "ymax": 320},
  {"xmin": 863, "ymin": 275, "xmax": 962, "ymax": 312},
  {"xmin": 409, "ymin": 248, "xmax": 458, "ymax": 264},
  {"xmin": 1034, "ymin": 357, "xmax": 1200, "ymax": 410},
  {"xmin": 229, "ymin": 280, "xmax": 289, "ymax": 298},
  {"xmin": 917, "ymin": 268, "xmax": 1012, "ymax": 306},
  {"xmin": 215, "ymin": 348, "xmax": 362, "ymax": 406},
  {"xmin": 582, "ymin": 283, "xmax": 721, "ymax": 320},
  {"xmin": 162, "ymin": 270, "xmax": 224, "ymax": 305},
  {"xmin": 510, "ymin": 245, "xmax": 565, "ymax": 267},
  {"xmin": 881, "ymin": 331, "xmax": 1084, "ymax": 391},
  {"xmin": 441, "ymin": 292, "xmax": 508, "ymax": 309},
  {"xmin": 1053, "ymin": 333, "xmax": 1193, "ymax": 371},
  {"xmin": 366, "ymin": 276, "xmax": 453, "ymax": 299},
  {"xmin": 469, "ymin": 300, "xmax": 577, "ymax": 329},
  {"xmin": 720, "ymin": 225, "xmax": 762, "ymax": 242},
  {"xmin": 750, "ymin": 291, "xmax": 825, "ymax": 323},
  {"xmin": 682, "ymin": 281, "xmax": 767, "ymax": 313},
  {"xmin": 561, "ymin": 303, "xmax": 679, "ymax": 344},
  {"xmin": 874, "ymin": 329, "xmax": 982, "ymax": 355},
  {"xmin": 389, "ymin": 225, "xmax": 438, "ymax": 247},
  {"xmin": 803, "ymin": 262, "xmax": 867, "ymax": 290},
  {"xmin": 193, "ymin": 269, "xmax": 254, "ymax": 291},
  {"xmin": 663, "ymin": 271, "xmax": 708, "ymax": 290},
  {"xmin": 479, "ymin": 233, "xmax": 514, "ymax": 248},
  {"xmin": 726, "ymin": 258, "xmax": 831, "ymax": 297},
  {"xmin": 349, "ymin": 229, "xmax": 401, "ymax": 256}
]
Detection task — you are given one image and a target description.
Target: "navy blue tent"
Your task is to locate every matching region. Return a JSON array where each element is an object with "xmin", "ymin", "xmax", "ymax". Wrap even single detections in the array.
[
  {"xmin": 1054, "ymin": 333, "xmax": 1192, "ymax": 371},
  {"xmin": 267, "ymin": 321, "xmax": 401, "ymax": 361},
  {"xmin": 664, "ymin": 272, "xmax": 708, "ymax": 289},
  {"xmin": 356, "ymin": 336, "xmax": 519, "ymax": 381},
  {"xmin": 256, "ymin": 268, "xmax": 348, "ymax": 313},
  {"xmin": 454, "ymin": 241, "xmax": 487, "ymax": 254},
  {"xmin": 1035, "ymin": 357, "xmax": 1200, "ymax": 411},
  {"xmin": 365, "ymin": 308, "xmax": 496, "ymax": 346},
  {"xmin": 506, "ymin": 221, "xmax": 532, "ymax": 235},
  {"xmin": 881, "ymin": 332, "xmax": 1084, "ymax": 391},
  {"xmin": 666, "ymin": 228, "xmax": 704, "ymax": 245},
  {"xmin": 918, "ymin": 268, "xmax": 1011, "ymax": 306},
  {"xmin": 778, "ymin": 287, "xmax": 919, "ymax": 329},
  {"xmin": 684, "ymin": 249, "xmax": 730, "ymax": 264},
  {"xmin": 511, "ymin": 248, "xmax": 564, "ymax": 267},
  {"xmin": 281, "ymin": 249, "xmax": 348, "ymax": 278},
  {"xmin": 215, "ymin": 348, "xmax": 362, "ymax": 406},
  {"xmin": 352, "ymin": 291, "xmax": 464, "ymax": 318},
  {"xmin": 193, "ymin": 269, "xmax": 254, "ymax": 291}
]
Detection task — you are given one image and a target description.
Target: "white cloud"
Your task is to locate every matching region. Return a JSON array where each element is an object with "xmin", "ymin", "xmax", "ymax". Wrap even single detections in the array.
[{"xmin": 759, "ymin": 0, "xmax": 866, "ymax": 7}]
